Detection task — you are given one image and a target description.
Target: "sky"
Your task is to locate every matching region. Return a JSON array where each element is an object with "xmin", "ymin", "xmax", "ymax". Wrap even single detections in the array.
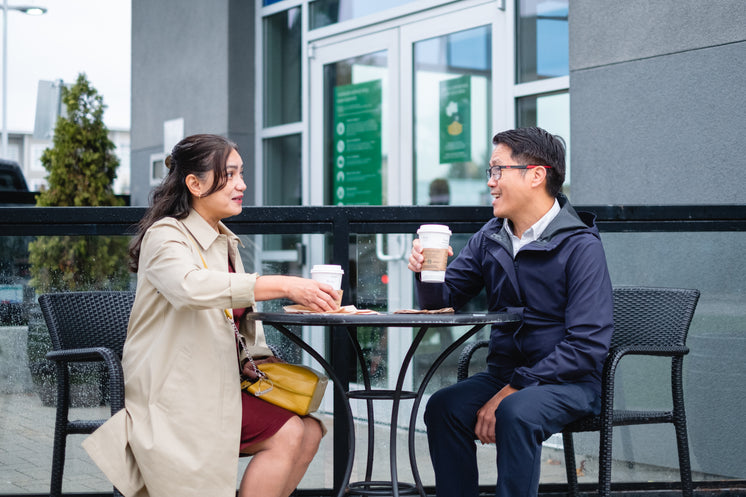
[{"xmin": 2, "ymin": 0, "xmax": 131, "ymax": 132}]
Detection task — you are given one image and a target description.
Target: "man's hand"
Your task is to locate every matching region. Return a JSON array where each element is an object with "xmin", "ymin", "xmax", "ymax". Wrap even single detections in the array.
[
  {"xmin": 407, "ymin": 238, "xmax": 454, "ymax": 273},
  {"xmin": 474, "ymin": 384, "xmax": 519, "ymax": 444}
]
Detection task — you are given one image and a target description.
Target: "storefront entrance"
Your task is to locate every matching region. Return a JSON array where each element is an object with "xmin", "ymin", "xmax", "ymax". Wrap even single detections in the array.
[{"xmin": 305, "ymin": 1, "xmax": 507, "ymax": 397}]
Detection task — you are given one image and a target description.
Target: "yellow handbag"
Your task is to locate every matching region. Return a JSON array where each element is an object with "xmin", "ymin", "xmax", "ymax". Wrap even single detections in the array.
[
  {"xmin": 187, "ymin": 238, "xmax": 329, "ymax": 417},
  {"xmin": 241, "ymin": 362, "xmax": 328, "ymax": 416}
]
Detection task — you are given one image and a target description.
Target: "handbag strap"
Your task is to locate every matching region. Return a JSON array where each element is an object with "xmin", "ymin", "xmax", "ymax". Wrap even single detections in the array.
[{"xmin": 187, "ymin": 235, "xmax": 267, "ymax": 382}]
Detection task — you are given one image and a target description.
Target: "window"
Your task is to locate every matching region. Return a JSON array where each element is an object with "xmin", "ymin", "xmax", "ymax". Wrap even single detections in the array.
[
  {"xmin": 310, "ymin": 0, "xmax": 416, "ymax": 29},
  {"xmin": 516, "ymin": 0, "xmax": 569, "ymax": 83},
  {"xmin": 516, "ymin": 91, "xmax": 570, "ymax": 194},
  {"xmin": 515, "ymin": 0, "xmax": 570, "ymax": 195},
  {"xmin": 412, "ymin": 25, "xmax": 492, "ymax": 206},
  {"xmin": 263, "ymin": 7, "xmax": 302, "ymax": 127},
  {"xmin": 263, "ymin": 134, "xmax": 302, "ymax": 206}
]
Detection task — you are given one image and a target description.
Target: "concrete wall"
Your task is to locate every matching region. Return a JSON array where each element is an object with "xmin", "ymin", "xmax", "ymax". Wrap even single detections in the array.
[
  {"xmin": 568, "ymin": 1, "xmax": 746, "ymax": 478},
  {"xmin": 569, "ymin": 1, "xmax": 746, "ymax": 205},
  {"xmin": 129, "ymin": 0, "xmax": 254, "ymax": 206}
]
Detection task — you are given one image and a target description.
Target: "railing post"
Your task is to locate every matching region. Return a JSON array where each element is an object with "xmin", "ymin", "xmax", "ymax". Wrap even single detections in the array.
[{"xmin": 331, "ymin": 210, "xmax": 355, "ymax": 492}]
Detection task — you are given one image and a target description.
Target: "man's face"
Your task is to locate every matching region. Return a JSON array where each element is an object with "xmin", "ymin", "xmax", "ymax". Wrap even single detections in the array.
[{"xmin": 487, "ymin": 143, "xmax": 533, "ymax": 220}]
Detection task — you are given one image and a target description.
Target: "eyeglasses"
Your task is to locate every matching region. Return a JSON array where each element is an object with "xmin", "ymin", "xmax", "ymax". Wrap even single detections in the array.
[{"xmin": 485, "ymin": 164, "xmax": 552, "ymax": 180}]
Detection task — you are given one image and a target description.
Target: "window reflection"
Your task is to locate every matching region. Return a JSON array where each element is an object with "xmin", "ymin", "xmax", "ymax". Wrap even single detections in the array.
[
  {"xmin": 516, "ymin": 0, "xmax": 569, "ymax": 83},
  {"xmin": 516, "ymin": 91, "xmax": 570, "ymax": 196},
  {"xmin": 310, "ymin": 0, "xmax": 415, "ymax": 29},
  {"xmin": 264, "ymin": 134, "xmax": 302, "ymax": 207},
  {"xmin": 413, "ymin": 25, "xmax": 492, "ymax": 207},
  {"xmin": 323, "ymin": 51, "xmax": 388, "ymax": 206},
  {"xmin": 263, "ymin": 7, "xmax": 302, "ymax": 126},
  {"xmin": 263, "ymin": 135, "xmax": 303, "ymax": 254}
]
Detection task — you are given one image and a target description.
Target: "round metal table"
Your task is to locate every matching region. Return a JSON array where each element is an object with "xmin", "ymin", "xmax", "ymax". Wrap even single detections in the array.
[{"xmin": 245, "ymin": 311, "xmax": 520, "ymax": 497}]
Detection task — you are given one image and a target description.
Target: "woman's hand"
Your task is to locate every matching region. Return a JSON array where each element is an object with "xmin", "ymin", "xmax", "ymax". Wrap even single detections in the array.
[
  {"xmin": 255, "ymin": 275, "xmax": 341, "ymax": 311},
  {"xmin": 242, "ymin": 355, "xmax": 283, "ymax": 380},
  {"xmin": 283, "ymin": 276, "xmax": 340, "ymax": 312}
]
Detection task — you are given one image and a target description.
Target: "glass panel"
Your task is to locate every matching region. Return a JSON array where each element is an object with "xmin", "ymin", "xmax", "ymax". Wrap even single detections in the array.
[
  {"xmin": 516, "ymin": 0, "xmax": 569, "ymax": 83},
  {"xmin": 263, "ymin": 7, "xmax": 302, "ymax": 127},
  {"xmin": 569, "ymin": 231, "xmax": 746, "ymax": 483},
  {"xmin": 323, "ymin": 51, "xmax": 388, "ymax": 206},
  {"xmin": 0, "ymin": 234, "xmax": 134, "ymax": 494},
  {"xmin": 2, "ymin": 225, "xmax": 745, "ymax": 490},
  {"xmin": 310, "ymin": 0, "xmax": 415, "ymax": 29},
  {"xmin": 263, "ymin": 134, "xmax": 302, "ymax": 207},
  {"xmin": 262, "ymin": 134, "xmax": 302, "ymax": 255},
  {"xmin": 516, "ymin": 91, "xmax": 571, "ymax": 196},
  {"xmin": 412, "ymin": 25, "xmax": 492, "ymax": 206}
]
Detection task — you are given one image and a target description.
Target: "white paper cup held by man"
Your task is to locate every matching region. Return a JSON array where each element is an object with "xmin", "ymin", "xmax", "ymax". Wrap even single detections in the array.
[{"xmin": 416, "ymin": 224, "xmax": 452, "ymax": 282}]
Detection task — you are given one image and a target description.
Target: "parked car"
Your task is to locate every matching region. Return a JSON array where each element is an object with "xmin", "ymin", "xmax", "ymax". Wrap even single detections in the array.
[
  {"xmin": 0, "ymin": 159, "xmax": 29, "ymax": 192},
  {"xmin": 0, "ymin": 159, "xmax": 32, "ymax": 325}
]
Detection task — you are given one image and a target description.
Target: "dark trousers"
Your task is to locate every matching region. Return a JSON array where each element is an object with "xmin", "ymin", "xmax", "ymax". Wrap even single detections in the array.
[{"xmin": 424, "ymin": 371, "xmax": 600, "ymax": 497}]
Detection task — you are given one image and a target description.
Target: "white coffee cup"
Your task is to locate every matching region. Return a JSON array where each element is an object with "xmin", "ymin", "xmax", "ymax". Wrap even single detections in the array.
[
  {"xmin": 311, "ymin": 264, "xmax": 345, "ymax": 306},
  {"xmin": 310, "ymin": 264, "xmax": 344, "ymax": 289},
  {"xmin": 416, "ymin": 224, "xmax": 452, "ymax": 283}
]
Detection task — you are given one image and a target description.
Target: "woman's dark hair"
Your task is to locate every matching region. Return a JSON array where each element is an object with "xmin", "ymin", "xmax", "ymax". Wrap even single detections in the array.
[
  {"xmin": 492, "ymin": 127, "xmax": 566, "ymax": 197},
  {"xmin": 128, "ymin": 134, "xmax": 238, "ymax": 272}
]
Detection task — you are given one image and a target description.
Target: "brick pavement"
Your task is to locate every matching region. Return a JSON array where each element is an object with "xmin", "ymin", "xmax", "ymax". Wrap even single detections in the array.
[{"xmin": 1, "ymin": 390, "xmax": 701, "ymax": 495}]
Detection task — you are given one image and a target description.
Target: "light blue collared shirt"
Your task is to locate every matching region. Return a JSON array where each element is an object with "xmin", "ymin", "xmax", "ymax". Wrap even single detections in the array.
[{"xmin": 504, "ymin": 199, "xmax": 561, "ymax": 257}]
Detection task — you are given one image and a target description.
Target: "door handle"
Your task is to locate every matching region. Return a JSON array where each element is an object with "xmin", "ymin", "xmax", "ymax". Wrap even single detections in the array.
[
  {"xmin": 375, "ymin": 233, "xmax": 408, "ymax": 261},
  {"xmin": 295, "ymin": 242, "xmax": 307, "ymax": 266}
]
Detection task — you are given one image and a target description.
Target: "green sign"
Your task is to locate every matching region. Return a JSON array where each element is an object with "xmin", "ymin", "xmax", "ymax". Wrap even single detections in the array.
[
  {"xmin": 439, "ymin": 75, "xmax": 471, "ymax": 164},
  {"xmin": 332, "ymin": 80, "xmax": 382, "ymax": 205}
]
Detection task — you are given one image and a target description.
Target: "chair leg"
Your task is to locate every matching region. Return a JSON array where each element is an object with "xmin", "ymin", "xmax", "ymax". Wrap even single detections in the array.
[
  {"xmin": 562, "ymin": 431, "xmax": 580, "ymax": 497},
  {"xmin": 50, "ymin": 368, "xmax": 70, "ymax": 497},
  {"xmin": 49, "ymin": 426, "xmax": 67, "ymax": 497},
  {"xmin": 673, "ymin": 417, "xmax": 694, "ymax": 497},
  {"xmin": 597, "ymin": 423, "xmax": 613, "ymax": 497},
  {"xmin": 672, "ymin": 360, "xmax": 693, "ymax": 497}
]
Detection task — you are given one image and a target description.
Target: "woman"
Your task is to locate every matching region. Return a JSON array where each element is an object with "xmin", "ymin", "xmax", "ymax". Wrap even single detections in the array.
[{"xmin": 82, "ymin": 134, "xmax": 338, "ymax": 497}]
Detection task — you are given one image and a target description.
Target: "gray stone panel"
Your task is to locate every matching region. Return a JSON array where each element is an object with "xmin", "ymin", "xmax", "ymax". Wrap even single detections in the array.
[
  {"xmin": 130, "ymin": 0, "xmax": 255, "ymax": 206},
  {"xmin": 570, "ymin": 41, "xmax": 746, "ymax": 205},
  {"xmin": 570, "ymin": 0, "xmax": 746, "ymax": 70}
]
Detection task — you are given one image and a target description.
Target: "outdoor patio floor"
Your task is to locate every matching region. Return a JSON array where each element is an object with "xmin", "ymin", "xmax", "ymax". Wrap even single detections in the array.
[{"xmin": 2, "ymin": 390, "xmax": 743, "ymax": 496}]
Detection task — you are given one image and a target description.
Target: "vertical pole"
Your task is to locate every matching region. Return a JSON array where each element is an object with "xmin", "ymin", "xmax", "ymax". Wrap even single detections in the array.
[
  {"xmin": 2, "ymin": 0, "xmax": 8, "ymax": 158},
  {"xmin": 332, "ymin": 209, "xmax": 354, "ymax": 492}
]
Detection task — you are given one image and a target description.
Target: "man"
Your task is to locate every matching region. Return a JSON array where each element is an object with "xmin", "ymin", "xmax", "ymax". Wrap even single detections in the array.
[{"xmin": 408, "ymin": 127, "xmax": 614, "ymax": 497}]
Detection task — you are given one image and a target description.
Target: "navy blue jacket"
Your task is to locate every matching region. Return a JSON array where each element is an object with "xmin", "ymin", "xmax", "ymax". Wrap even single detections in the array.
[{"xmin": 416, "ymin": 196, "xmax": 614, "ymax": 394}]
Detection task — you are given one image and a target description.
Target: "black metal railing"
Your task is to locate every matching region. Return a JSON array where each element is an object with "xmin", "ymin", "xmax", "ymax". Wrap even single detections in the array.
[{"xmin": 1, "ymin": 204, "xmax": 745, "ymax": 497}]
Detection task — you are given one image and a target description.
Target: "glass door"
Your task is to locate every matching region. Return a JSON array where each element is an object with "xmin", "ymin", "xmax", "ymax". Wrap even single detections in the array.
[
  {"xmin": 399, "ymin": 3, "xmax": 505, "ymax": 399},
  {"xmin": 308, "ymin": 1, "xmax": 505, "ymax": 400},
  {"xmin": 309, "ymin": 31, "xmax": 405, "ymax": 400}
]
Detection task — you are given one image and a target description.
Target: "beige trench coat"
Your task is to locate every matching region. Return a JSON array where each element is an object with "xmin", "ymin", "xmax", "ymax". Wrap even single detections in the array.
[{"xmin": 82, "ymin": 209, "xmax": 273, "ymax": 497}]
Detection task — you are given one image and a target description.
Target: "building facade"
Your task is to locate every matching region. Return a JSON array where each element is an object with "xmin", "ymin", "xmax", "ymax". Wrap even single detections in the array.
[{"xmin": 129, "ymin": 0, "xmax": 746, "ymax": 484}]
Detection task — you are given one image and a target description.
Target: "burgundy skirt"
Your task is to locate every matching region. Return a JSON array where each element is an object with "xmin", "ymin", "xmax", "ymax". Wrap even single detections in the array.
[{"xmin": 239, "ymin": 390, "xmax": 295, "ymax": 453}]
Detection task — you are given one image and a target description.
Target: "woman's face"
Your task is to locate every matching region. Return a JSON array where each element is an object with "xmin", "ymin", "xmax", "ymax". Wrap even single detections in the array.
[{"xmin": 192, "ymin": 148, "xmax": 246, "ymax": 226}]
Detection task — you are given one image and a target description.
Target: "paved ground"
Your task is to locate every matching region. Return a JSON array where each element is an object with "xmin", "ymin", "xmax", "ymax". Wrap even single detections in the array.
[{"xmin": 0, "ymin": 389, "xmax": 720, "ymax": 495}]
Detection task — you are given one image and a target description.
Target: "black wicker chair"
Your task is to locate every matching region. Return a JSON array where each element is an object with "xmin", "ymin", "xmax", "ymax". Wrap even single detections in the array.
[
  {"xmin": 39, "ymin": 291, "xmax": 135, "ymax": 497},
  {"xmin": 456, "ymin": 286, "xmax": 700, "ymax": 497}
]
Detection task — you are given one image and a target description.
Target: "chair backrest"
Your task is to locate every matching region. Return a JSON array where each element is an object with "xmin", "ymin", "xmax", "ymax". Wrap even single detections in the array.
[
  {"xmin": 611, "ymin": 286, "xmax": 700, "ymax": 349},
  {"xmin": 38, "ymin": 291, "xmax": 136, "ymax": 357}
]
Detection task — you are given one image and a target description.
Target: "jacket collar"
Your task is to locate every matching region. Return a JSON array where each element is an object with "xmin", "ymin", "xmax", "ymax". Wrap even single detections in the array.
[
  {"xmin": 181, "ymin": 209, "xmax": 242, "ymax": 252},
  {"xmin": 488, "ymin": 194, "xmax": 598, "ymax": 250},
  {"xmin": 539, "ymin": 194, "xmax": 597, "ymax": 242}
]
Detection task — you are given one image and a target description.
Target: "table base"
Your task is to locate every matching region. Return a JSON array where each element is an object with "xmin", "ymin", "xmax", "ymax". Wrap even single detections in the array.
[{"xmin": 348, "ymin": 480, "xmax": 419, "ymax": 496}]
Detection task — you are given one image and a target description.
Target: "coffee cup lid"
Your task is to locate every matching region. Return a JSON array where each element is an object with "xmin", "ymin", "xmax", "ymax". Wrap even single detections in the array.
[
  {"xmin": 311, "ymin": 264, "xmax": 344, "ymax": 274},
  {"xmin": 417, "ymin": 224, "xmax": 452, "ymax": 236}
]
